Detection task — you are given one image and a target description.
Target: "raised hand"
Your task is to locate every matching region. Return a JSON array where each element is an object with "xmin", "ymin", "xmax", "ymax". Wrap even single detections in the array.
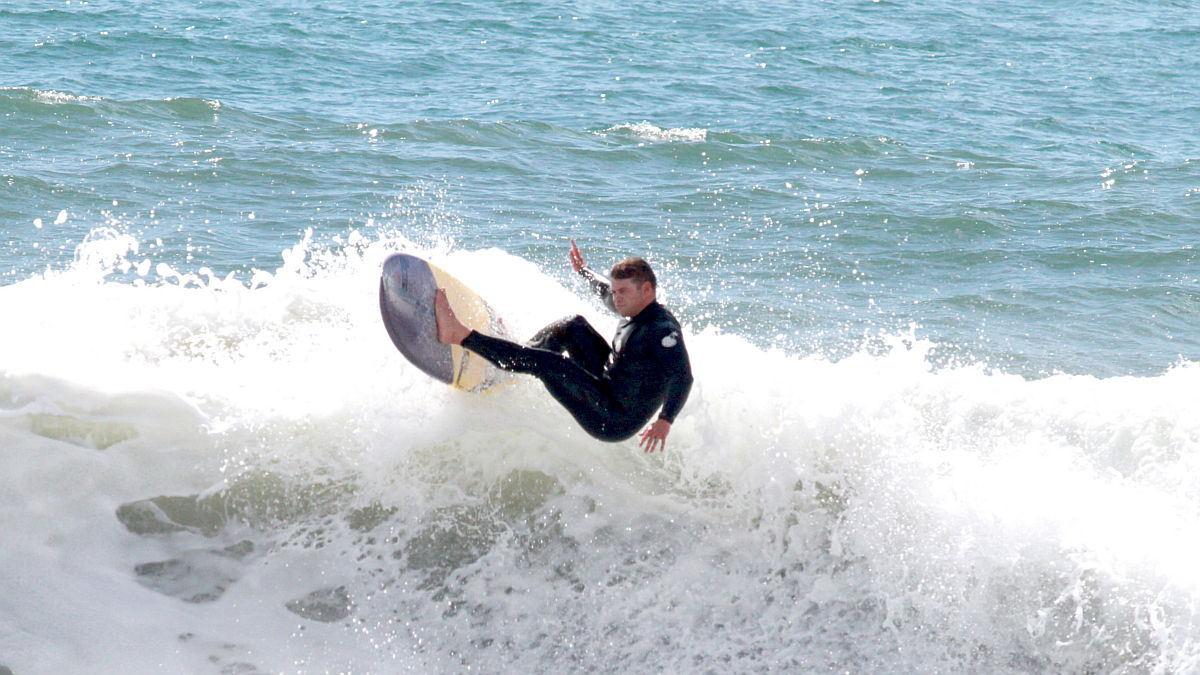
[{"xmin": 569, "ymin": 238, "xmax": 586, "ymax": 274}]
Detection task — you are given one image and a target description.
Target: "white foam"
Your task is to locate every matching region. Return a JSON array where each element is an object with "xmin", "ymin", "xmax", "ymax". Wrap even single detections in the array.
[
  {"xmin": 0, "ymin": 87, "xmax": 101, "ymax": 104},
  {"xmin": 1, "ymin": 228, "xmax": 1198, "ymax": 672},
  {"xmin": 603, "ymin": 121, "xmax": 709, "ymax": 143}
]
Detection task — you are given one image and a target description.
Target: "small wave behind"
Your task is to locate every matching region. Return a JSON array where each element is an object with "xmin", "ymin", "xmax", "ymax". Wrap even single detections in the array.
[
  {"xmin": 1, "ymin": 86, "xmax": 102, "ymax": 106},
  {"xmin": 1, "ymin": 228, "xmax": 1198, "ymax": 672},
  {"xmin": 0, "ymin": 86, "xmax": 225, "ymax": 119},
  {"xmin": 601, "ymin": 121, "xmax": 709, "ymax": 143}
]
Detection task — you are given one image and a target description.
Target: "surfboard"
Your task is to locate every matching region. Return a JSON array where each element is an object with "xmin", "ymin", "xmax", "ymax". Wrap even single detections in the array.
[{"xmin": 379, "ymin": 253, "xmax": 507, "ymax": 391}]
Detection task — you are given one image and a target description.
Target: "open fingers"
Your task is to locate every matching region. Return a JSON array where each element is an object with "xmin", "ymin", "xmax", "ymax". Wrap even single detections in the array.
[{"xmin": 639, "ymin": 428, "xmax": 664, "ymax": 453}]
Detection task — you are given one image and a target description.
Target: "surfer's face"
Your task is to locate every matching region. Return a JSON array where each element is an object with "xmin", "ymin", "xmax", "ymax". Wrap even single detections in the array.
[{"xmin": 611, "ymin": 278, "xmax": 655, "ymax": 318}]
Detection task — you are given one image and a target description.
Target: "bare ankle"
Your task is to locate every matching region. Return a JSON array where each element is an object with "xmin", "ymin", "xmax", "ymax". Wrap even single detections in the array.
[{"xmin": 434, "ymin": 289, "xmax": 469, "ymax": 345}]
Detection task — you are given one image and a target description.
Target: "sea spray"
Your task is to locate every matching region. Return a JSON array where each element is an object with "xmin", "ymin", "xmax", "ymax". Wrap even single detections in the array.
[{"xmin": 2, "ymin": 229, "xmax": 1198, "ymax": 672}]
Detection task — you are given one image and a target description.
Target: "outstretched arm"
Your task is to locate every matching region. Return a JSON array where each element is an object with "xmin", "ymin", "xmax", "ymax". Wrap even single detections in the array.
[
  {"xmin": 570, "ymin": 239, "xmax": 617, "ymax": 314},
  {"xmin": 641, "ymin": 326, "xmax": 693, "ymax": 453}
]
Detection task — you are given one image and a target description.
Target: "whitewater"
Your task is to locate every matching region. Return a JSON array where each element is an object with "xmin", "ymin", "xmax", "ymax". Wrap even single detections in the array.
[
  {"xmin": 5, "ymin": 0, "xmax": 1200, "ymax": 671},
  {"xmin": 1, "ymin": 228, "xmax": 1197, "ymax": 673}
]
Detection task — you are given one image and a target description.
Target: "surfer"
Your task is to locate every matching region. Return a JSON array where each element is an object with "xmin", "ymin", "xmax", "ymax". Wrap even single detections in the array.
[{"xmin": 434, "ymin": 240, "xmax": 693, "ymax": 452}]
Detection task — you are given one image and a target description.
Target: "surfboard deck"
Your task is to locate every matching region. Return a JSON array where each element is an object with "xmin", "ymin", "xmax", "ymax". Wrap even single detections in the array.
[{"xmin": 379, "ymin": 253, "xmax": 508, "ymax": 391}]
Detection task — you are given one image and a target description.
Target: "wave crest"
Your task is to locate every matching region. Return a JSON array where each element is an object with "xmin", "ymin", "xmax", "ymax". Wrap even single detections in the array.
[{"xmin": 603, "ymin": 121, "xmax": 709, "ymax": 143}]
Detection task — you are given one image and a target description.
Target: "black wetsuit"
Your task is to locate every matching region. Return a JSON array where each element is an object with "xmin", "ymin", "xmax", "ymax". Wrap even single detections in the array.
[{"xmin": 460, "ymin": 267, "xmax": 693, "ymax": 441}]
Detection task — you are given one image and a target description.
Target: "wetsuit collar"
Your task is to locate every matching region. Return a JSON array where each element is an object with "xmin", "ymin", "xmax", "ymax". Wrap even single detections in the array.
[
  {"xmin": 612, "ymin": 301, "xmax": 662, "ymax": 355},
  {"xmin": 627, "ymin": 300, "xmax": 662, "ymax": 323}
]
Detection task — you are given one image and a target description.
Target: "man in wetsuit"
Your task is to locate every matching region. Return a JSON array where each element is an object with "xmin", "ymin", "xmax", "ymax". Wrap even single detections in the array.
[{"xmin": 434, "ymin": 240, "xmax": 693, "ymax": 452}]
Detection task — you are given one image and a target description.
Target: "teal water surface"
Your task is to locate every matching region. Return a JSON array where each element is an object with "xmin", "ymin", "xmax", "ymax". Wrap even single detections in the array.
[
  {"xmin": 4, "ymin": 0, "xmax": 1200, "ymax": 374},
  {"xmin": 3, "ymin": 2, "xmax": 1200, "ymax": 673}
]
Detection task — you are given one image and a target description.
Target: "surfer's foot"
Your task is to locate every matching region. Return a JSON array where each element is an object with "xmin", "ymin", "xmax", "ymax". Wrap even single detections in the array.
[{"xmin": 434, "ymin": 288, "xmax": 471, "ymax": 345}]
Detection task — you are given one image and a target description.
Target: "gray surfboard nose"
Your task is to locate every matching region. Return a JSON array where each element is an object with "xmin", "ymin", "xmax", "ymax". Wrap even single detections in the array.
[{"xmin": 379, "ymin": 253, "xmax": 454, "ymax": 384}]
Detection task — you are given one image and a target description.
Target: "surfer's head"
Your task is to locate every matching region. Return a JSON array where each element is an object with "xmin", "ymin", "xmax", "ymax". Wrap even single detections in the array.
[
  {"xmin": 610, "ymin": 257, "xmax": 656, "ymax": 289},
  {"xmin": 610, "ymin": 258, "xmax": 657, "ymax": 317}
]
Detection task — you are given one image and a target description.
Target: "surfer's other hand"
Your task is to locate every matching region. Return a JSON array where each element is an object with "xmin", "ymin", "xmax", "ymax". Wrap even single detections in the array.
[{"xmin": 639, "ymin": 418, "xmax": 671, "ymax": 453}]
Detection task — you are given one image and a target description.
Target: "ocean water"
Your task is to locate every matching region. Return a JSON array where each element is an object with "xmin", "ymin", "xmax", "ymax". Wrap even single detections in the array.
[{"xmin": 3, "ymin": 0, "xmax": 1200, "ymax": 672}]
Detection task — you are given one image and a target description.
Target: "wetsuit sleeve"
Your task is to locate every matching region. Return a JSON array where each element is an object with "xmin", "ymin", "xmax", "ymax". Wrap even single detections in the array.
[
  {"xmin": 579, "ymin": 266, "xmax": 618, "ymax": 314},
  {"xmin": 655, "ymin": 330, "xmax": 693, "ymax": 423}
]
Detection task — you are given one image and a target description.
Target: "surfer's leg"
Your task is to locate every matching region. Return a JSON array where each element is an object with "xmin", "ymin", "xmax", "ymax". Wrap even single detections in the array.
[
  {"xmin": 433, "ymin": 288, "xmax": 471, "ymax": 345},
  {"xmin": 464, "ymin": 330, "xmax": 597, "ymax": 381},
  {"xmin": 526, "ymin": 315, "xmax": 611, "ymax": 378},
  {"xmin": 462, "ymin": 331, "xmax": 639, "ymax": 441}
]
